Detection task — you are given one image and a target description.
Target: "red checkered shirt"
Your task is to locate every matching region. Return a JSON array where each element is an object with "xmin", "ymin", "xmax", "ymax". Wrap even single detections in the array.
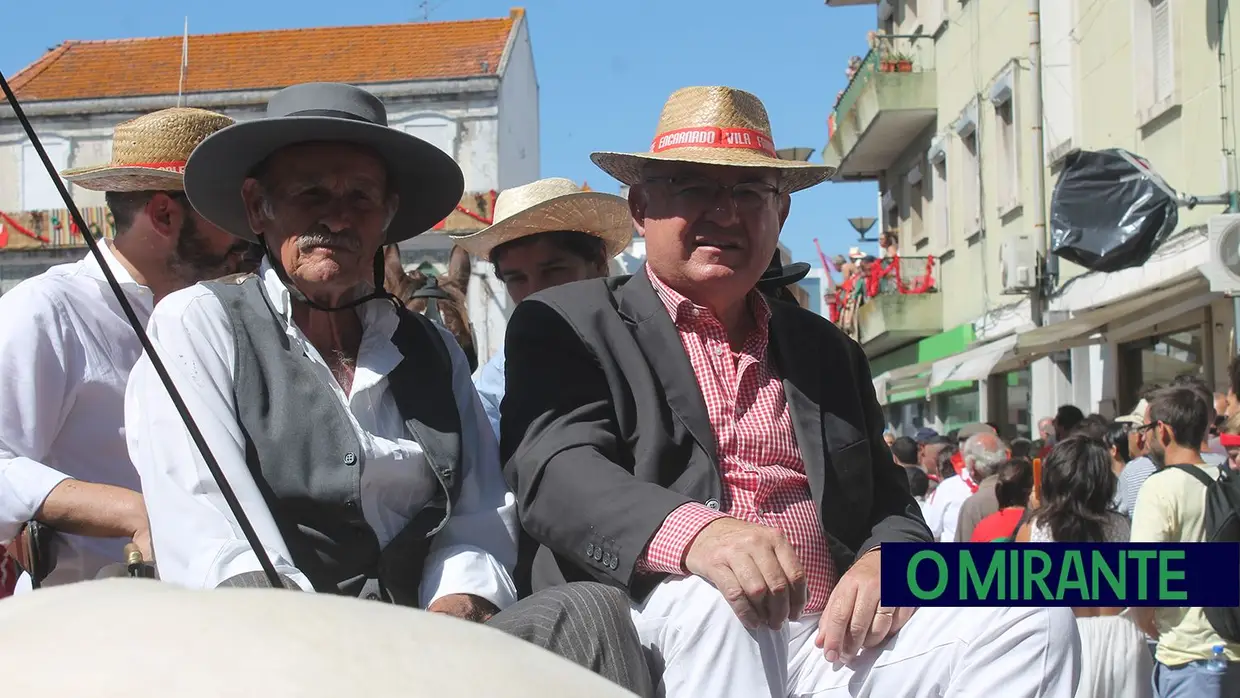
[{"xmin": 638, "ymin": 269, "xmax": 838, "ymax": 613}]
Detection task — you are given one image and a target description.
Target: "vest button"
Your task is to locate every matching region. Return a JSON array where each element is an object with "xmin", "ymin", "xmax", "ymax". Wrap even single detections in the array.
[
  {"xmin": 344, "ymin": 452, "xmax": 357, "ymax": 466},
  {"xmin": 365, "ymin": 593, "xmax": 381, "ymax": 601}
]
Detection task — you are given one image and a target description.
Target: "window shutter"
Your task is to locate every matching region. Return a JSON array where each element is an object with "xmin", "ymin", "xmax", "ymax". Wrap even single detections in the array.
[
  {"xmin": 933, "ymin": 160, "xmax": 950, "ymax": 249},
  {"xmin": 21, "ymin": 139, "xmax": 69, "ymax": 211},
  {"xmin": 1151, "ymin": 0, "xmax": 1173, "ymax": 102},
  {"xmin": 403, "ymin": 118, "xmax": 456, "ymax": 157},
  {"xmin": 1040, "ymin": 0, "xmax": 1076, "ymax": 152}
]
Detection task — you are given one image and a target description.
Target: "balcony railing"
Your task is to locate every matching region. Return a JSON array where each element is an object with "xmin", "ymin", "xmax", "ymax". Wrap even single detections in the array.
[
  {"xmin": 830, "ymin": 255, "xmax": 939, "ymax": 335},
  {"xmin": 832, "ymin": 34, "xmax": 936, "ymax": 120}
]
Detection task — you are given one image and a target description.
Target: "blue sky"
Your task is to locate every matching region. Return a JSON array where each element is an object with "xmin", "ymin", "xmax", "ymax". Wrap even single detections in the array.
[{"xmin": 2, "ymin": 0, "xmax": 880, "ymax": 266}]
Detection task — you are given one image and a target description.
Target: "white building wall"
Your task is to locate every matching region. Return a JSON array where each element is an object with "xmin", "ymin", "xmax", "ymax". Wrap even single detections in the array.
[{"xmin": 495, "ymin": 14, "xmax": 540, "ymax": 191}]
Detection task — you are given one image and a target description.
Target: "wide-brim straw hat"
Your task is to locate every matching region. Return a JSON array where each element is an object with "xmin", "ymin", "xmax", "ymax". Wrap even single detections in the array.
[
  {"xmin": 184, "ymin": 82, "xmax": 464, "ymax": 245},
  {"xmin": 60, "ymin": 108, "xmax": 234, "ymax": 192},
  {"xmin": 449, "ymin": 177, "xmax": 632, "ymax": 260},
  {"xmin": 590, "ymin": 86, "xmax": 835, "ymax": 193}
]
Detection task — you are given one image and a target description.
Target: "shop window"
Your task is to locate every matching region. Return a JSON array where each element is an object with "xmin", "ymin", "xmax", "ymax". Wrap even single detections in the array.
[
  {"xmin": 1118, "ymin": 327, "xmax": 1205, "ymax": 409},
  {"xmin": 936, "ymin": 389, "xmax": 979, "ymax": 432}
]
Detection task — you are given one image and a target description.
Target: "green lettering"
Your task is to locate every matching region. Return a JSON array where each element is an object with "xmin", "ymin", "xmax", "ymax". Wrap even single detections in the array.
[
  {"xmin": 961, "ymin": 549, "xmax": 1004, "ymax": 600},
  {"xmin": 1129, "ymin": 550, "xmax": 1157, "ymax": 600},
  {"xmin": 1158, "ymin": 550, "xmax": 1188, "ymax": 601},
  {"xmin": 1091, "ymin": 550, "xmax": 1125, "ymax": 600},
  {"xmin": 1057, "ymin": 551, "xmax": 1088, "ymax": 601},
  {"xmin": 908, "ymin": 550, "xmax": 948, "ymax": 600},
  {"xmin": 1022, "ymin": 550, "xmax": 1054, "ymax": 600},
  {"xmin": 1010, "ymin": 547, "xmax": 1019, "ymax": 600}
]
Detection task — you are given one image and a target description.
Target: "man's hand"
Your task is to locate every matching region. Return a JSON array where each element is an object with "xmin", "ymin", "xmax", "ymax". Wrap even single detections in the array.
[
  {"xmin": 816, "ymin": 548, "xmax": 915, "ymax": 664},
  {"xmin": 1132, "ymin": 607, "xmax": 1160, "ymax": 640},
  {"xmin": 427, "ymin": 594, "xmax": 500, "ymax": 623},
  {"xmin": 684, "ymin": 517, "xmax": 807, "ymax": 631},
  {"xmin": 130, "ymin": 526, "xmax": 154, "ymax": 563}
]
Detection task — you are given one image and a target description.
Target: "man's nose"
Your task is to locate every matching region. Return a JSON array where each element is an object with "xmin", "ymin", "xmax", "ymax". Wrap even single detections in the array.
[{"xmin": 703, "ymin": 188, "xmax": 742, "ymax": 226}]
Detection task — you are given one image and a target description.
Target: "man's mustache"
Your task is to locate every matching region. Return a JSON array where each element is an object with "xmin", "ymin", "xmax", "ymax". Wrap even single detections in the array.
[{"xmin": 295, "ymin": 227, "xmax": 362, "ymax": 253}]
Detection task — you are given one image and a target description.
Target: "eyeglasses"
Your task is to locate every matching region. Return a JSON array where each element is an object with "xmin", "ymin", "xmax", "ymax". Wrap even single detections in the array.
[
  {"xmin": 1135, "ymin": 422, "xmax": 1158, "ymax": 433},
  {"xmin": 643, "ymin": 176, "xmax": 781, "ymax": 213}
]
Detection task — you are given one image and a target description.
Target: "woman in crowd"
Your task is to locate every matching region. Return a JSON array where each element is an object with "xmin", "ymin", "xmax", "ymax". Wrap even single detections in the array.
[
  {"xmin": 970, "ymin": 458, "xmax": 1032, "ymax": 542},
  {"xmin": 1017, "ymin": 435, "xmax": 1153, "ymax": 698}
]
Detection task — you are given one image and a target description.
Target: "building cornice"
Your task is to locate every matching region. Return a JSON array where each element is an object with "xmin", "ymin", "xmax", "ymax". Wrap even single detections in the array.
[{"xmin": 0, "ymin": 76, "xmax": 501, "ymax": 119}]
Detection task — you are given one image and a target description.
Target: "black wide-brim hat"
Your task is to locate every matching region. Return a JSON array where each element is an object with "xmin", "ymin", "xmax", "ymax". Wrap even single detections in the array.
[
  {"xmin": 184, "ymin": 82, "xmax": 465, "ymax": 245},
  {"xmin": 757, "ymin": 251, "xmax": 811, "ymax": 292}
]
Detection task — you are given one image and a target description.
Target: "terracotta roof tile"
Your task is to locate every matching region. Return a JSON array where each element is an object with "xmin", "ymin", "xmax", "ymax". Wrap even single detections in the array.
[{"xmin": 10, "ymin": 9, "xmax": 522, "ymax": 102}]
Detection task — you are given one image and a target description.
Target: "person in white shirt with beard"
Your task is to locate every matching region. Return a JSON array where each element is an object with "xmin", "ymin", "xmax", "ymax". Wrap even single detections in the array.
[{"xmin": 0, "ymin": 108, "xmax": 255, "ymax": 589}]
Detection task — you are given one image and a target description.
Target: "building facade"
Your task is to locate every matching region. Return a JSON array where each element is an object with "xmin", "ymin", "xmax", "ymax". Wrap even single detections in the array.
[
  {"xmin": 0, "ymin": 9, "xmax": 539, "ymax": 363},
  {"xmin": 823, "ymin": 0, "xmax": 1238, "ymax": 437}
]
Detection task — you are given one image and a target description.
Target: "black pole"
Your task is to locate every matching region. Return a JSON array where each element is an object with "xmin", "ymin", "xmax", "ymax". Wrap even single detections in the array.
[{"xmin": 0, "ymin": 70, "xmax": 284, "ymax": 589}]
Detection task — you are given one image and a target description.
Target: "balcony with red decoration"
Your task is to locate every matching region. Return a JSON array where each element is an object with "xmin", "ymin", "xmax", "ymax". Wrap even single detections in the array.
[{"xmin": 830, "ymin": 255, "xmax": 941, "ymax": 357}]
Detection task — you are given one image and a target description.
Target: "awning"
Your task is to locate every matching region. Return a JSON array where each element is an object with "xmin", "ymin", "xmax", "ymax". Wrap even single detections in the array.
[
  {"xmin": 872, "ymin": 360, "xmax": 934, "ymax": 405},
  {"xmin": 1016, "ymin": 280, "xmax": 1207, "ymax": 356},
  {"xmin": 929, "ymin": 334, "xmax": 1019, "ymax": 388}
]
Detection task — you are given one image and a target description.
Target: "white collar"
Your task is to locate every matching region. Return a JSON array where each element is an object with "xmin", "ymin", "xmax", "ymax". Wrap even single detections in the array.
[{"xmin": 85, "ymin": 240, "xmax": 149, "ymax": 293}]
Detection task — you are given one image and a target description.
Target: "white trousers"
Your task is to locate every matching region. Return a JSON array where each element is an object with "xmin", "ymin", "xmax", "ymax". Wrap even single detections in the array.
[{"xmin": 630, "ymin": 575, "xmax": 1082, "ymax": 698}]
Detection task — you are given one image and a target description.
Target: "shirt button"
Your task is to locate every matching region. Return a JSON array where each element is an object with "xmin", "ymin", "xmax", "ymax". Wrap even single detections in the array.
[
  {"xmin": 343, "ymin": 452, "xmax": 357, "ymax": 466},
  {"xmin": 705, "ymin": 498, "xmax": 721, "ymax": 510},
  {"xmin": 713, "ymin": 345, "xmax": 724, "ymax": 356}
]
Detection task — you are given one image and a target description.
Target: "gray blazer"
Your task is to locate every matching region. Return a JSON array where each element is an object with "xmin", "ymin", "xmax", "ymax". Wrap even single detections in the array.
[{"xmin": 499, "ymin": 268, "xmax": 931, "ymax": 600}]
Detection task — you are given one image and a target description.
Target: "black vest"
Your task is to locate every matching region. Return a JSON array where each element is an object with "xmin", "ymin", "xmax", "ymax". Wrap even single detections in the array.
[{"xmin": 204, "ymin": 274, "xmax": 462, "ymax": 606}]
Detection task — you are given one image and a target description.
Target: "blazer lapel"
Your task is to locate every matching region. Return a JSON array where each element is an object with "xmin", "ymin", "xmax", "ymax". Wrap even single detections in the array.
[
  {"xmin": 768, "ymin": 306, "xmax": 826, "ymax": 508},
  {"xmin": 617, "ymin": 268, "xmax": 718, "ymax": 463}
]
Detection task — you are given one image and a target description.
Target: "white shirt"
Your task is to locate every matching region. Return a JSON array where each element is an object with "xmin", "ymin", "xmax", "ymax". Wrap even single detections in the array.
[
  {"xmin": 0, "ymin": 243, "xmax": 152, "ymax": 588},
  {"xmin": 924, "ymin": 475, "xmax": 972, "ymax": 542},
  {"xmin": 124, "ymin": 261, "xmax": 519, "ymax": 610}
]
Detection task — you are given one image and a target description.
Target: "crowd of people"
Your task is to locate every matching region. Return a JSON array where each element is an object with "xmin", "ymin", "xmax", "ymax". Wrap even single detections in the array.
[
  {"xmin": 0, "ymin": 76, "xmax": 1231, "ymax": 697},
  {"xmin": 890, "ymin": 368, "xmax": 1240, "ymax": 697}
]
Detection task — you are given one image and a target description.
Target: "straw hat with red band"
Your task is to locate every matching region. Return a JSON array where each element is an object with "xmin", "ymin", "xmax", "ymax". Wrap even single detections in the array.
[
  {"xmin": 60, "ymin": 107, "xmax": 235, "ymax": 192},
  {"xmin": 590, "ymin": 86, "xmax": 835, "ymax": 193}
]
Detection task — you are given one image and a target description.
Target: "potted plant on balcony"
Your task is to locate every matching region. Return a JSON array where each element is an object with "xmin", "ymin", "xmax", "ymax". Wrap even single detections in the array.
[{"xmin": 889, "ymin": 52, "xmax": 914, "ymax": 73}]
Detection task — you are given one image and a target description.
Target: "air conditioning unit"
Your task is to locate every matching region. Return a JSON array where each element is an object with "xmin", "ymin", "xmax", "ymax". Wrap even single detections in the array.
[
  {"xmin": 1201, "ymin": 214, "xmax": 1240, "ymax": 294},
  {"xmin": 1000, "ymin": 233, "xmax": 1040, "ymax": 294}
]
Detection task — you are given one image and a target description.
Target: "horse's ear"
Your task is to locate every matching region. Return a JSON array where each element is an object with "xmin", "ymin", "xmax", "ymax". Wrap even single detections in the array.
[
  {"xmin": 448, "ymin": 245, "xmax": 472, "ymax": 291},
  {"xmin": 384, "ymin": 244, "xmax": 402, "ymax": 266}
]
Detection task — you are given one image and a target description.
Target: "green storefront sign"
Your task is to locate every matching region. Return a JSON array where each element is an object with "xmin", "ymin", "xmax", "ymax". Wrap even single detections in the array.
[{"xmin": 870, "ymin": 324, "xmax": 975, "ymax": 403}]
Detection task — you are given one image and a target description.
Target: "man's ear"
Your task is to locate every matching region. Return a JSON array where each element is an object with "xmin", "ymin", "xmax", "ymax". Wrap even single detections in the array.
[
  {"xmin": 777, "ymin": 192, "xmax": 792, "ymax": 227},
  {"xmin": 240, "ymin": 178, "xmax": 267, "ymax": 236},
  {"xmin": 628, "ymin": 183, "xmax": 647, "ymax": 238},
  {"xmin": 145, "ymin": 192, "xmax": 182, "ymax": 240}
]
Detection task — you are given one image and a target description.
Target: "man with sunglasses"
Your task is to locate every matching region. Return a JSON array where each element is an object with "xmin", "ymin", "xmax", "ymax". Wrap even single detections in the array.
[{"xmin": 500, "ymin": 86, "xmax": 1080, "ymax": 697}]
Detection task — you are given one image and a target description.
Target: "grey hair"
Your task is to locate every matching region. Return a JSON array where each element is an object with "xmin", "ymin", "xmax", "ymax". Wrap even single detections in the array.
[{"xmin": 962, "ymin": 433, "xmax": 1008, "ymax": 479}]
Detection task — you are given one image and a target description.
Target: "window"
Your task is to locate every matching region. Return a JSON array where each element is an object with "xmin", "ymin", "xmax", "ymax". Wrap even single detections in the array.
[
  {"xmin": 959, "ymin": 130, "xmax": 981, "ymax": 238},
  {"xmin": 1133, "ymin": 0, "xmax": 1176, "ymax": 123},
  {"xmin": 903, "ymin": 160, "xmax": 925, "ymax": 246},
  {"xmin": 882, "ymin": 189, "xmax": 899, "ymax": 244},
  {"xmin": 990, "ymin": 66, "xmax": 1020, "ymax": 215},
  {"xmin": 930, "ymin": 151, "xmax": 950, "ymax": 250},
  {"xmin": 401, "ymin": 116, "xmax": 457, "ymax": 157},
  {"xmin": 20, "ymin": 138, "xmax": 69, "ymax": 211},
  {"xmin": 1041, "ymin": 0, "xmax": 1077, "ymax": 160}
]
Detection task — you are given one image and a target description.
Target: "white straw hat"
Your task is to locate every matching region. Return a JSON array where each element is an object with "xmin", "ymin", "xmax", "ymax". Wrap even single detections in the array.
[{"xmin": 449, "ymin": 177, "xmax": 632, "ymax": 260}]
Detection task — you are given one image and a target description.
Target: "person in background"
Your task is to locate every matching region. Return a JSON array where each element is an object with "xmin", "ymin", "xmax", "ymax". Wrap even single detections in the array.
[
  {"xmin": 1227, "ymin": 355, "xmax": 1240, "ymax": 419},
  {"xmin": 891, "ymin": 436, "xmax": 920, "ymax": 469},
  {"xmin": 1017, "ymin": 435, "xmax": 1150, "ymax": 698},
  {"xmin": 1, "ymin": 108, "xmax": 251, "ymax": 590},
  {"xmin": 450, "ymin": 177, "xmax": 631, "ymax": 440},
  {"xmin": 883, "ymin": 431, "xmax": 897, "ymax": 448},
  {"xmin": 1221, "ymin": 411, "xmax": 1240, "ymax": 472},
  {"xmin": 927, "ymin": 432, "xmax": 1006, "ymax": 542},
  {"xmin": 905, "ymin": 466, "xmax": 930, "ymax": 515},
  {"xmin": 970, "ymin": 458, "xmax": 1033, "ymax": 542},
  {"xmin": 1010, "ymin": 437, "xmax": 1034, "ymax": 460},
  {"xmin": 954, "ymin": 431, "xmax": 1012, "ymax": 542},
  {"xmin": 1131, "ymin": 386, "xmax": 1240, "ymax": 695}
]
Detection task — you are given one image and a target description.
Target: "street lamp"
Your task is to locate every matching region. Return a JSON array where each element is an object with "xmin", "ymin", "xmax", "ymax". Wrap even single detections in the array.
[
  {"xmin": 776, "ymin": 147, "xmax": 816, "ymax": 162},
  {"xmin": 848, "ymin": 216, "xmax": 878, "ymax": 242}
]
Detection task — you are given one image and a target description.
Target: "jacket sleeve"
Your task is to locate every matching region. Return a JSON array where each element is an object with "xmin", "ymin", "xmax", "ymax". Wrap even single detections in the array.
[
  {"xmin": 850, "ymin": 339, "xmax": 933, "ymax": 554},
  {"xmin": 500, "ymin": 299, "xmax": 695, "ymax": 589}
]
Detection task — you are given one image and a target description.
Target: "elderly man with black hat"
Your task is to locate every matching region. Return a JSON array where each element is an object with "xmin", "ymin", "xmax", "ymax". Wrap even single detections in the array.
[
  {"xmin": 123, "ymin": 83, "xmax": 652, "ymax": 696},
  {"xmin": 500, "ymin": 85, "xmax": 1080, "ymax": 697}
]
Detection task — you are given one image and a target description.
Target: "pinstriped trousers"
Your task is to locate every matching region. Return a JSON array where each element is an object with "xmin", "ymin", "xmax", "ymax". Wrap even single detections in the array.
[{"xmin": 489, "ymin": 582, "xmax": 655, "ymax": 698}]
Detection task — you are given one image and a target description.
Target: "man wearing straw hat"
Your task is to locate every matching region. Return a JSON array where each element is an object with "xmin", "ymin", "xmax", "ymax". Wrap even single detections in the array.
[
  {"xmin": 0, "ymin": 107, "xmax": 254, "ymax": 591},
  {"xmin": 449, "ymin": 177, "xmax": 632, "ymax": 440},
  {"xmin": 501, "ymin": 86, "xmax": 1081, "ymax": 697},
  {"xmin": 124, "ymin": 83, "xmax": 652, "ymax": 696}
]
